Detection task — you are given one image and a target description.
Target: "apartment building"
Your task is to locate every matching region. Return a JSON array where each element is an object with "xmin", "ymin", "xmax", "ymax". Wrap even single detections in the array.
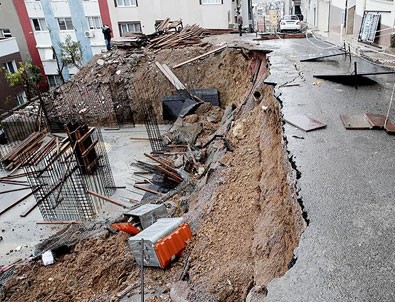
[
  {"xmin": 107, "ymin": 0, "xmax": 238, "ymax": 37},
  {"xmin": 19, "ymin": 0, "xmax": 112, "ymax": 83},
  {"xmin": 0, "ymin": 0, "xmax": 31, "ymax": 62},
  {"xmin": 0, "ymin": 37, "xmax": 26, "ymax": 111}
]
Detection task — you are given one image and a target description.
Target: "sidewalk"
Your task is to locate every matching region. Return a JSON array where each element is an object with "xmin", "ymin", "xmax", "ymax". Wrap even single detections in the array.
[{"xmin": 313, "ymin": 29, "xmax": 395, "ymax": 69}]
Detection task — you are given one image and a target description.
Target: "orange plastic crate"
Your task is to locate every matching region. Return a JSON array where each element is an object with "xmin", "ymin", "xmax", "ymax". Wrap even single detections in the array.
[{"xmin": 154, "ymin": 223, "xmax": 192, "ymax": 268}]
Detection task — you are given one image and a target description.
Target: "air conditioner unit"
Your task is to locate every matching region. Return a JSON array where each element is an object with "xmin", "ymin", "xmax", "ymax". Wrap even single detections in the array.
[{"xmin": 84, "ymin": 30, "xmax": 94, "ymax": 38}]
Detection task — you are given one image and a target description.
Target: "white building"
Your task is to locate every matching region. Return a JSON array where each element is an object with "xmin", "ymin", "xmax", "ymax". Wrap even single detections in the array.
[
  {"xmin": 24, "ymin": 0, "xmax": 108, "ymax": 84},
  {"xmin": 107, "ymin": 0, "xmax": 239, "ymax": 37},
  {"xmin": 303, "ymin": 0, "xmax": 395, "ymax": 48}
]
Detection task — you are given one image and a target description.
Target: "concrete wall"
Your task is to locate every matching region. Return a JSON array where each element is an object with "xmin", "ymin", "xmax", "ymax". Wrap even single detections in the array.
[
  {"xmin": 328, "ymin": 3, "xmax": 344, "ymax": 40},
  {"xmin": 0, "ymin": 38, "xmax": 24, "ymax": 111},
  {"xmin": 108, "ymin": 0, "xmax": 236, "ymax": 37},
  {"xmin": 0, "ymin": 1, "xmax": 30, "ymax": 61},
  {"xmin": 318, "ymin": 0, "xmax": 330, "ymax": 32}
]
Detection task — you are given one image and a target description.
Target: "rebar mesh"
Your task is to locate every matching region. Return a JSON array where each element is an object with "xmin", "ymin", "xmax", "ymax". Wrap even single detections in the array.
[
  {"xmin": 143, "ymin": 104, "xmax": 165, "ymax": 153},
  {"xmin": 22, "ymin": 126, "xmax": 115, "ymax": 221}
]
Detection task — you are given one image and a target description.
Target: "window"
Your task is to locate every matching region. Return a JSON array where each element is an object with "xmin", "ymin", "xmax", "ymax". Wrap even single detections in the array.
[
  {"xmin": 16, "ymin": 92, "xmax": 27, "ymax": 105},
  {"xmin": 32, "ymin": 18, "xmax": 48, "ymax": 31},
  {"xmin": 115, "ymin": 0, "xmax": 137, "ymax": 7},
  {"xmin": 0, "ymin": 29, "xmax": 12, "ymax": 38},
  {"xmin": 119, "ymin": 22, "xmax": 142, "ymax": 36},
  {"xmin": 3, "ymin": 61, "xmax": 17, "ymax": 74},
  {"xmin": 57, "ymin": 18, "xmax": 74, "ymax": 30},
  {"xmin": 200, "ymin": 0, "xmax": 223, "ymax": 4},
  {"xmin": 87, "ymin": 16, "xmax": 102, "ymax": 29},
  {"xmin": 47, "ymin": 75, "xmax": 62, "ymax": 88}
]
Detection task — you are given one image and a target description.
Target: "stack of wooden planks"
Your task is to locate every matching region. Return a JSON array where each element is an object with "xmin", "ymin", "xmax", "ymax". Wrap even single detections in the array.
[
  {"xmin": 1, "ymin": 132, "xmax": 48, "ymax": 171},
  {"xmin": 147, "ymin": 25, "xmax": 205, "ymax": 50}
]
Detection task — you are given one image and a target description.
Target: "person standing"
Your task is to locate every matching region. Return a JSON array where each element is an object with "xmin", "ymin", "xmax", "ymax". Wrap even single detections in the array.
[
  {"xmin": 237, "ymin": 13, "xmax": 243, "ymax": 37},
  {"xmin": 102, "ymin": 24, "xmax": 112, "ymax": 51}
]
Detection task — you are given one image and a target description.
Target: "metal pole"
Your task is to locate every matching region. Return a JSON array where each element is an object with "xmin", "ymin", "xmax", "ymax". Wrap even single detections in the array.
[{"xmin": 141, "ymin": 238, "xmax": 144, "ymax": 302}]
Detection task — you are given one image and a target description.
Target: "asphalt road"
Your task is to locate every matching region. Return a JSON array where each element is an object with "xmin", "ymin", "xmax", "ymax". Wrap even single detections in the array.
[{"xmin": 261, "ymin": 38, "xmax": 395, "ymax": 302}]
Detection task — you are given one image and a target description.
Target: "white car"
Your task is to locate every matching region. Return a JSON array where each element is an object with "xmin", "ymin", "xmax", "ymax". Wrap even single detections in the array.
[{"xmin": 279, "ymin": 15, "xmax": 301, "ymax": 32}]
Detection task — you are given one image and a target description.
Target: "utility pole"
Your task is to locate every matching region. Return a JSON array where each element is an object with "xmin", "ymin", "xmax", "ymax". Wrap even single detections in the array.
[{"xmin": 247, "ymin": 0, "xmax": 254, "ymax": 32}]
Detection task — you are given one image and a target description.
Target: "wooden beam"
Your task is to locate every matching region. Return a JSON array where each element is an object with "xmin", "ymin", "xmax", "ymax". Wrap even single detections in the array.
[
  {"xmin": 133, "ymin": 184, "xmax": 162, "ymax": 196},
  {"xmin": 172, "ymin": 45, "xmax": 227, "ymax": 69},
  {"xmin": 155, "ymin": 61, "xmax": 186, "ymax": 90},
  {"xmin": 86, "ymin": 190, "xmax": 133, "ymax": 208}
]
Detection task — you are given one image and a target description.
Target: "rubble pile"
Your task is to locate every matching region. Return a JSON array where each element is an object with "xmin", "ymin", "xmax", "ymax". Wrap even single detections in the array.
[
  {"xmin": 43, "ymin": 49, "xmax": 144, "ymax": 126},
  {"xmin": 1, "ymin": 36, "xmax": 306, "ymax": 302},
  {"xmin": 42, "ymin": 40, "xmax": 253, "ymax": 127},
  {"xmin": 147, "ymin": 25, "xmax": 206, "ymax": 50}
]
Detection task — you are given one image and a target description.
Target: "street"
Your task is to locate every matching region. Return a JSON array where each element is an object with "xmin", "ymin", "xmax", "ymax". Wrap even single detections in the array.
[{"xmin": 263, "ymin": 37, "xmax": 395, "ymax": 302}]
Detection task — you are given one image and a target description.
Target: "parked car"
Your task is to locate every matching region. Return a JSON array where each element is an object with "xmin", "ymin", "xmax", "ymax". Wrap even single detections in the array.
[{"xmin": 279, "ymin": 15, "xmax": 301, "ymax": 32}]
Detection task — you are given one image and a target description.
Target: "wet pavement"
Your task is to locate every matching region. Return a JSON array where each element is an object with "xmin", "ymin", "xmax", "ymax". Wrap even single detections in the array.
[{"xmin": 261, "ymin": 38, "xmax": 395, "ymax": 301}]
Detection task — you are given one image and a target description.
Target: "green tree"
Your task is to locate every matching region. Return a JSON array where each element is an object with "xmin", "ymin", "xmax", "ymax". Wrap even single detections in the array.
[
  {"xmin": 60, "ymin": 35, "xmax": 83, "ymax": 70},
  {"xmin": 5, "ymin": 61, "xmax": 42, "ymax": 101},
  {"xmin": 5, "ymin": 62, "xmax": 49, "ymax": 123}
]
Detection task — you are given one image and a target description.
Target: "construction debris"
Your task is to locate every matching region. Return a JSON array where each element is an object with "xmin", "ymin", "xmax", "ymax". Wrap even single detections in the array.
[
  {"xmin": 340, "ymin": 112, "xmax": 395, "ymax": 134},
  {"xmin": 285, "ymin": 114, "xmax": 327, "ymax": 131},
  {"xmin": 128, "ymin": 218, "xmax": 192, "ymax": 268},
  {"xmin": 147, "ymin": 24, "xmax": 205, "ymax": 50},
  {"xmin": 173, "ymin": 45, "xmax": 227, "ymax": 68}
]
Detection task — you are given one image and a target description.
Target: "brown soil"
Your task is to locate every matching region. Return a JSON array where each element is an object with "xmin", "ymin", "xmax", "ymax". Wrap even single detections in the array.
[
  {"xmin": 185, "ymin": 87, "xmax": 304, "ymax": 301},
  {"xmin": 2, "ymin": 35, "xmax": 305, "ymax": 301}
]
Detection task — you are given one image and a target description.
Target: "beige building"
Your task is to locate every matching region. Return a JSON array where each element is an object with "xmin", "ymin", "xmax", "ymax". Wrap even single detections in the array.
[{"xmin": 108, "ymin": 0, "xmax": 238, "ymax": 37}]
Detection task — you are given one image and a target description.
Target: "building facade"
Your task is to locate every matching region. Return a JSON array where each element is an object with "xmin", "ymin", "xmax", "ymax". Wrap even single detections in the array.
[
  {"xmin": 20, "ymin": 0, "xmax": 112, "ymax": 83},
  {"xmin": 0, "ymin": 37, "xmax": 26, "ymax": 112},
  {"xmin": 107, "ymin": 0, "xmax": 238, "ymax": 37},
  {"xmin": 0, "ymin": 0, "xmax": 31, "ymax": 62},
  {"xmin": 303, "ymin": 0, "xmax": 395, "ymax": 48}
]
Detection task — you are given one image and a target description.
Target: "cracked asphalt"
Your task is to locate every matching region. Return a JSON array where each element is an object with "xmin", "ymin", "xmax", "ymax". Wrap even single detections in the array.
[{"xmin": 261, "ymin": 38, "xmax": 395, "ymax": 302}]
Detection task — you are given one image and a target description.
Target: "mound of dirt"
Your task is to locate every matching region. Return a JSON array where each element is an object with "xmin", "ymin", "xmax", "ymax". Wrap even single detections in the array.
[{"xmin": 42, "ymin": 40, "xmax": 252, "ymax": 126}]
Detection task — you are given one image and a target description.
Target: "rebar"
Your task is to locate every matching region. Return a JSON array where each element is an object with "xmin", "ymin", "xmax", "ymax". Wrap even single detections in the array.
[{"xmin": 143, "ymin": 104, "xmax": 165, "ymax": 153}]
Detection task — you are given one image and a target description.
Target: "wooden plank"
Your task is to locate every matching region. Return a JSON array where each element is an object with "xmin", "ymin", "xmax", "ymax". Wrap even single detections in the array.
[
  {"xmin": 154, "ymin": 61, "xmax": 186, "ymax": 90},
  {"xmin": 133, "ymin": 184, "xmax": 163, "ymax": 196},
  {"xmin": 144, "ymin": 153, "xmax": 177, "ymax": 174},
  {"xmin": 86, "ymin": 190, "xmax": 133, "ymax": 208},
  {"xmin": 77, "ymin": 127, "xmax": 95, "ymax": 144},
  {"xmin": 173, "ymin": 45, "xmax": 227, "ymax": 69},
  {"xmin": 156, "ymin": 165, "xmax": 183, "ymax": 183}
]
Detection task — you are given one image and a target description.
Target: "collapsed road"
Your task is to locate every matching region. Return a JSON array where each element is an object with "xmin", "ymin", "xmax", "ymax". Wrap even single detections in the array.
[{"xmin": 2, "ymin": 32, "xmax": 393, "ymax": 302}]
